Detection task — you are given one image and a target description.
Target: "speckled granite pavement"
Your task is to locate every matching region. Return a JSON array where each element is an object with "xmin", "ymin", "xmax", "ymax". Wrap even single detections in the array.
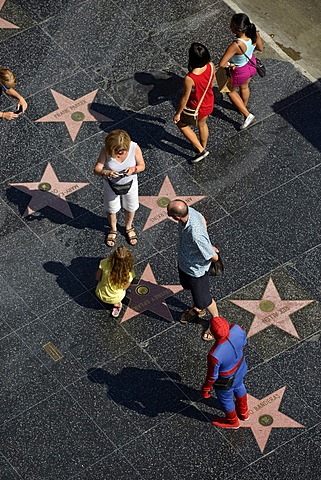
[{"xmin": 1, "ymin": 1, "xmax": 321, "ymax": 479}]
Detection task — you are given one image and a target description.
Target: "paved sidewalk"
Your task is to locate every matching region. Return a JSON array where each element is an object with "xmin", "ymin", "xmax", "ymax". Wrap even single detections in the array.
[{"xmin": 0, "ymin": 1, "xmax": 320, "ymax": 479}]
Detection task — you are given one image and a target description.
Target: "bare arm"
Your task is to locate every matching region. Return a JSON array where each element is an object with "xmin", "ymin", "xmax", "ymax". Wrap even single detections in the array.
[
  {"xmin": 6, "ymin": 87, "xmax": 28, "ymax": 112},
  {"xmin": 0, "ymin": 110, "xmax": 19, "ymax": 121},
  {"xmin": 125, "ymin": 144, "xmax": 145, "ymax": 176},
  {"xmin": 211, "ymin": 62, "xmax": 217, "ymax": 87},
  {"xmin": 173, "ymin": 75, "xmax": 194, "ymax": 123},
  {"xmin": 93, "ymin": 147, "xmax": 118, "ymax": 178},
  {"xmin": 95, "ymin": 269, "xmax": 102, "ymax": 281},
  {"xmin": 219, "ymin": 42, "xmax": 239, "ymax": 68}
]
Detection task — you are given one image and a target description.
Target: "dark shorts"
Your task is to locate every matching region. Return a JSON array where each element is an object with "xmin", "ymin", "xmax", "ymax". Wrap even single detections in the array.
[{"xmin": 178, "ymin": 268, "xmax": 212, "ymax": 310}]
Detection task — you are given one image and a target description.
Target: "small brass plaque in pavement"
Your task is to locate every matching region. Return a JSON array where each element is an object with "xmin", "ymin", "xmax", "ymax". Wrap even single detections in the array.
[
  {"xmin": 259, "ymin": 414, "xmax": 274, "ymax": 427},
  {"xmin": 38, "ymin": 182, "xmax": 51, "ymax": 191},
  {"xmin": 136, "ymin": 285, "xmax": 149, "ymax": 296},
  {"xmin": 157, "ymin": 197, "xmax": 170, "ymax": 208},
  {"xmin": 259, "ymin": 300, "xmax": 275, "ymax": 312},
  {"xmin": 43, "ymin": 342, "xmax": 63, "ymax": 362}
]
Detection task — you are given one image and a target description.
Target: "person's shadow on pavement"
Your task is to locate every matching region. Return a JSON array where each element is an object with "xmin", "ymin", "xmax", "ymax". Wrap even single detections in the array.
[{"xmin": 87, "ymin": 366, "xmax": 222, "ymax": 421}]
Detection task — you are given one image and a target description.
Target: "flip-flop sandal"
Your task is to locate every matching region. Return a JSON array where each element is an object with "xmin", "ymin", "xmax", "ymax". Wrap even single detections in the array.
[
  {"xmin": 126, "ymin": 228, "xmax": 138, "ymax": 246},
  {"xmin": 112, "ymin": 303, "xmax": 122, "ymax": 318},
  {"xmin": 105, "ymin": 230, "xmax": 117, "ymax": 247},
  {"xmin": 202, "ymin": 330, "xmax": 215, "ymax": 341}
]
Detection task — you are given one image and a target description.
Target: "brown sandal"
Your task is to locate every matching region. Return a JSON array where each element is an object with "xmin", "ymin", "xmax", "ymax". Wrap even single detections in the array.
[
  {"xmin": 126, "ymin": 228, "xmax": 138, "ymax": 246},
  {"xmin": 202, "ymin": 330, "xmax": 215, "ymax": 341},
  {"xmin": 180, "ymin": 308, "xmax": 206, "ymax": 324},
  {"xmin": 105, "ymin": 230, "xmax": 117, "ymax": 247}
]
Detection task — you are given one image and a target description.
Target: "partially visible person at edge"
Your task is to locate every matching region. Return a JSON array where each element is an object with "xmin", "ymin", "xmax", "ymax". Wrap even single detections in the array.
[
  {"xmin": 94, "ymin": 129, "xmax": 145, "ymax": 247},
  {"xmin": 167, "ymin": 199, "xmax": 219, "ymax": 341},
  {"xmin": 95, "ymin": 246, "xmax": 135, "ymax": 318},
  {"xmin": 173, "ymin": 43, "xmax": 215, "ymax": 164},
  {"xmin": 0, "ymin": 68, "xmax": 28, "ymax": 120},
  {"xmin": 219, "ymin": 13, "xmax": 263, "ymax": 130},
  {"xmin": 200, "ymin": 316, "xmax": 249, "ymax": 429}
]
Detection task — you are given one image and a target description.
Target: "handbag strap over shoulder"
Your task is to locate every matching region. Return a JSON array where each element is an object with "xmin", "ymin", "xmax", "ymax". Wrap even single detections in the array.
[
  {"xmin": 234, "ymin": 40, "xmax": 257, "ymax": 68},
  {"xmin": 195, "ymin": 62, "xmax": 214, "ymax": 114}
]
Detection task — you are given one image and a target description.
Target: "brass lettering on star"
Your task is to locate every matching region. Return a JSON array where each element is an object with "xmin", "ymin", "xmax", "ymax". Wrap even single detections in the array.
[
  {"xmin": 248, "ymin": 393, "xmax": 281, "ymax": 415},
  {"xmin": 134, "ymin": 291, "xmax": 170, "ymax": 311},
  {"xmin": 53, "ymin": 99, "xmax": 87, "ymax": 119},
  {"xmin": 262, "ymin": 305, "xmax": 290, "ymax": 324}
]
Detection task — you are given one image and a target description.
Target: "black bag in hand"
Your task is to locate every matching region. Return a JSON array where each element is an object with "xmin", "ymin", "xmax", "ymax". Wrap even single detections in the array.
[
  {"xmin": 255, "ymin": 58, "xmax": 266, "ymax": 77},
  {"xmin": 209, "ymin": 252, "xmax": 224, "ymax": 276}
]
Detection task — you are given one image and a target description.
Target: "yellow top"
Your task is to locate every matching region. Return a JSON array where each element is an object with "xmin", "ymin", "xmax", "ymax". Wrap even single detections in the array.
[{"xmin": 95, "ymin": 257, "xmax": 134, "ymax": 304}]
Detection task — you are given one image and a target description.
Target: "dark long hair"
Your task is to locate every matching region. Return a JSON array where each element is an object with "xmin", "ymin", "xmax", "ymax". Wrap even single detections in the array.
[
  {"xmin": 188, "ymin": 42, "xmax": 211, "ymax": 72},
  {"xmin": 230, "ymin": 13, "xmax": 257, "ymax": 43}
]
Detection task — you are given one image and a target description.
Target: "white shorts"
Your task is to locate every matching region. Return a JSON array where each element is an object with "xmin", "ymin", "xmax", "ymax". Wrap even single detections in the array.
[{"xmin": 103, "ymin": 178, "xmax": 139, "ymax": 213}]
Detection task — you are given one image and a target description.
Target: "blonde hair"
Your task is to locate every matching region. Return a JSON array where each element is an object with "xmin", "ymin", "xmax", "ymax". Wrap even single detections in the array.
[
  {"xmin": 0, "ymin": 68, "xmax": 17, "ymax": 88},
  {"xmin": 108, "ymin": 246, "xmax": 134, "ymax": 289},
  {"xmin": 105, "ymin": 130, "xmax": 131, "ymax": 157}
]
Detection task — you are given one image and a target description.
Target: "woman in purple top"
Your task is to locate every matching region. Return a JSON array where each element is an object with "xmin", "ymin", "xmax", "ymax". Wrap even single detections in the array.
[{"xmin": 219, "ymin": 13, "xmax": 263, "ymax": 130}]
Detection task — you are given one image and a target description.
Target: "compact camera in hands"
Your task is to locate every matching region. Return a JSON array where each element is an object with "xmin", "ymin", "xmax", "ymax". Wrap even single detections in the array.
[{"xmin": 117, "ymin": 169, "xmax": 128, "ymax": 178}]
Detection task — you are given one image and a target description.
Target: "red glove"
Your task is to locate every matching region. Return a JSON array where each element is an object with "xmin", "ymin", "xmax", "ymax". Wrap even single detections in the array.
[{"xmin": 200, "ymin": 386, "xmax": 211, "ymax": 398}]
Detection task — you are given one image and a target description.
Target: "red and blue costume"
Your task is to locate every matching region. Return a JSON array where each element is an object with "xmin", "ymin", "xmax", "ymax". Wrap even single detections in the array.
[{"xmin": 201, "ymin": 316, "xmax": 249, "ymax": 429}]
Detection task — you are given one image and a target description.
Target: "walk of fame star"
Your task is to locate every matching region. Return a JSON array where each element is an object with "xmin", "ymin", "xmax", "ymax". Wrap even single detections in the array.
[
  {"xmin": 35, "ymin": 89, "xmax": 112, "ymax": 141},
  {"xmin": 139, "ymin": 176, "xmax": 205, "ymax": 231},
  {"xmin": 0, "ymin": 0, "xmax": 19, "ymax": 28},
  {"xmin": 229, "ymin": 277, "xmax": 314, "ymax": 338},
  {"xmin": 240, "ymin": 387, "xmax": 304, "ymax": 453},
  {"xmin": 9, "ymin": 162, "xmax": 89, "ymax": 218},
  {"xmin": 121, "ymin": 263, "xmax": 183, "ymax": 323}
]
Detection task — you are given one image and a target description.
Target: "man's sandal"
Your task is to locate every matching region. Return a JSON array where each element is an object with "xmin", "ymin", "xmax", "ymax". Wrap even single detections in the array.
[
  {"xmin": 105, "ymin": 230, "xmax": 117, "ymax": 247},
  {"xmin": 202, "ymin": 330, "xmax": 215, "ymax": 341},
  {"xmin": 180, "ymin": 308, "xmax": 206, "ymax": 324},
  {"xmin": 126, "ymin": 228, "xmax": 138, "ymax": 246}
]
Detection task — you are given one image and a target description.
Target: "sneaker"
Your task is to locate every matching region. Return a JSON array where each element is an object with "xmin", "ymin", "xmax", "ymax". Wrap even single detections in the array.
[
  {"xmin": 112, "ymin": 303, "xmax": 122, "ymax": 318},
  {"xmin": 191, "ymin": 149, "xmax": 209, "ymax": 164},
  {"xmin": 240, "ymin": 113, "xmax": 255, "ymax": 130}
]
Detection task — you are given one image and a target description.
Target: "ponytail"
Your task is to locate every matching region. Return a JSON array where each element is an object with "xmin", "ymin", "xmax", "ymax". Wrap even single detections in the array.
[{"xmin": 246, "ymin": 22, "xmax": 257, "ymax": 43}]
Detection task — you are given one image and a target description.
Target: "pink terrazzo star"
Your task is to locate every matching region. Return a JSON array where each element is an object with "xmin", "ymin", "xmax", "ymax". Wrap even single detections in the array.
[
  {"xmin": 0, "ymin": 0, "xmax": 19, "ymax": 28},
  {"xmin": 229, "ymin": 277, "xmax": 314, "ymax": 338},
  {"xmin": 139, "ymin": 175, "xmax": 205, "ymax": 231},
  {"xmin": 240, "ymin": 387, "xmax": 304, "ymax": 453},
  {"xmin": 36, "ymin": 89, "xmax": 112, "ymax": 141},
  {"xmin": 121, "ymin": 263, "xmax": 183, "ymax": 323},
  {"xmin": 9, "ymin": 162, "xmax": 89, "ymax": 218}
]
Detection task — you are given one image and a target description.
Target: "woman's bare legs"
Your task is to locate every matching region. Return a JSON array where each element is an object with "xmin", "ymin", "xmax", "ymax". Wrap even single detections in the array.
[
  {"xmin": 176, "ymin": 121, "xmax": 204, "ymax": 153},
  {"xmin": 239, "ymin": 78, "xmax": 251, "ymax": 107},
  {"xmin": 228, "ymin": 87, "xmax": 250, "ymax": 117},
  {"xmin": 106, "ymin": 211, "xmax": 117, "ymax": 246},
  {"xmin": 197, "ymin": 116, "xmax": 209, "ymax": 149},
  {"xmin": 124, "ymin": 209, "xmax": 137, "ymax": 245}
]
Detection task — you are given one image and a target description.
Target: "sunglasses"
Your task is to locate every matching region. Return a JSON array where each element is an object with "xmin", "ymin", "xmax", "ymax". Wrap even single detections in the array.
[{"xmin": 115, "ymin": 148, "xmax": 127, "ymax": 155}]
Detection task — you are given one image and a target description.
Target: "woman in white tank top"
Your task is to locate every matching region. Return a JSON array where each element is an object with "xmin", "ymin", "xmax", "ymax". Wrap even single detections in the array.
[
  {"xmin": 94, "ymin": 130, "xmax": 145, "ymax": 247},
  {"xmin": 219, "ymin": 13, "xmax": 263, "ymax": 130}
]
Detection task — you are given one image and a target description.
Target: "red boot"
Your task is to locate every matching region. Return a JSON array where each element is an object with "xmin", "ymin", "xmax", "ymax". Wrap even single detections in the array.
[
  {"xmin": 235, "ymin": 394, "xmax": 249, "ymax": 421},
  {"xmin": 212, "ymin": 409, "xmax": 239, "ymax": 429}
]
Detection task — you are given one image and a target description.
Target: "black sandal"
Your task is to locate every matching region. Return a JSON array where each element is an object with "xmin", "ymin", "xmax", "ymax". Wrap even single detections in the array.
[
  {"xmin": 105, "ymin": 230, "xmax": 117, "ymax": 247},
  {"xmin": 126, "ymin": 228, "xmax": 138, "ymax": 246}
]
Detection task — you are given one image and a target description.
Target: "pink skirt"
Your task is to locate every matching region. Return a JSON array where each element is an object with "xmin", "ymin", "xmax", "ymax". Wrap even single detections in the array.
[{"xmin": 230, "ymin": 55, "xmax": 257, "ymax": 87}]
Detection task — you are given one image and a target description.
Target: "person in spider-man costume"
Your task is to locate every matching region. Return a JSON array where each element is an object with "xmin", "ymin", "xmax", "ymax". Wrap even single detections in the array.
[{"xmin": 200, "ymin": 316, "xmax": 249, "ymax": 429}]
